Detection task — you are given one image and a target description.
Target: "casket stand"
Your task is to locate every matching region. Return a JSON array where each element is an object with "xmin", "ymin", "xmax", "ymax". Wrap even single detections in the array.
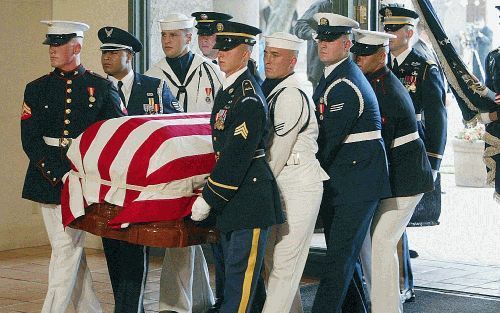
[{"xmin": 69, "ymin": 202, "xmax": 218, "ymax": 248}]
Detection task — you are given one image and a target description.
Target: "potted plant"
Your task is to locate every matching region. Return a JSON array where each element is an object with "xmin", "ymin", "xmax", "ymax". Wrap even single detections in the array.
[{"xmin": 452, "ymin": 123, "xmax": 487, "ymax": 187}]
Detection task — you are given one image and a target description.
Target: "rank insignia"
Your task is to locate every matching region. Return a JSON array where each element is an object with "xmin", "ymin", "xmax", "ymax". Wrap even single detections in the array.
[
  {"xmin": 216, "ymin": 23, "xmax": 224, "ymax": 32},
  {"xmin": 229, "ymin": 88, "xmax": 234, "ymax": 94},
  {"xmin": 21, "ymin": 101, "xmax": 32, "ymax": 120},
  {"xmin": 234, "ymin": 122, "xmax": 248, "ymax": 139},
  {"xmin": 87, "ymin": 87, "xmax": 96, "ymax": 102},
  {"xmin": 205, "ymin": 87, "xmax": 212, "ymax": 103},
  {"xmin": 214, "ymin": 109, "xmax": 227, "ymax": 130}
]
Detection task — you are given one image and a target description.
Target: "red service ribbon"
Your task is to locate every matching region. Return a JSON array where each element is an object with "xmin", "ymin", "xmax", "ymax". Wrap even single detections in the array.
[{"xmin": 87, "ymin": 87, "xmax": 95, "ymax": 96}]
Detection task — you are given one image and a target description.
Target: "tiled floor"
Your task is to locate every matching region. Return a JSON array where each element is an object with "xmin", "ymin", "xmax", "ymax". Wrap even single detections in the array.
[{"xmin": 1, "ymin": 244, "xmax": 499, "ymax": 312}]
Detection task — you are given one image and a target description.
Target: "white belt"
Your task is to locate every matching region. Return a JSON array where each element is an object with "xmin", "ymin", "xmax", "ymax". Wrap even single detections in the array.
[
  {"xmin": 43, "ymin": 136, "xmax": 72, "ymax": 148},
  {"xmin": 391, "ymin": 131, "xmax": 419, "ymax": 148},
  {"xmin": 344, "ymin": 130, "xmax": 382, "ymax": 144},
  {"xmin": 415, "ymin": 113, "xmax": 422, "ymax": 121},
  {"xmin": 285, "ymin": 153, "xmax": 316, "ymax": 166}
]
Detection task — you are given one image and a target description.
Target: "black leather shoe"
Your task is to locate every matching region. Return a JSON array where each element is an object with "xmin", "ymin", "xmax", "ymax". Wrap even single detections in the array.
[
  {"xmin": 409, "ymin": 249, "xmax": 419, "ymax": 258},
  {"xmin": 205, "ymin": 299, "xmax": 222, "ymax": 313}
]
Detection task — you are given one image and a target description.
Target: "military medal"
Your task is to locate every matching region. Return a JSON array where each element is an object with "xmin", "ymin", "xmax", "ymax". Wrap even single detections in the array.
[
  {"xmin": 87, "ymin": 87, "xmax": 96, "ymax": 102},
  {"xmin": 205, "ymin": 87, "xmax": 212, "ymax": 103},
  {"xmin": 214, "ymin": 109, "xmax": 227, "ymax": 130},
  {"xmin": 318, "ymin": 97, "xmax": 325, "ymax": 120}
]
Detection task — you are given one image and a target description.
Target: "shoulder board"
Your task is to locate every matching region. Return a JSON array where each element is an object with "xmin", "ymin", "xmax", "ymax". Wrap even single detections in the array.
[
  {"xmin": 426, "ymin": 60, "xmax": 437, "ymax": 66},
  {"xmin": 86, "ymin": 70, "xmax": 107, "ymax": 80},
  {"xmin": 242, "ymin": 79, "xmax": 255, "ymax": 96}
]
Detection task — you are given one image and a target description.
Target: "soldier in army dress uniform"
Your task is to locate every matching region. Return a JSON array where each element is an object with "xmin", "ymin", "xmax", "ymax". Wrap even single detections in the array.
[
  {"xmin": 380, "ymin": 6, "xmax": 447, "ymax": 302},
  {"xmin": 310, "ymin": 13, "xmax": 391, "ymax": 313},
  {"xmin": 20, "ymin": 21, "xmax": 125, "ymax": 313},
  {"xmin": 351, "ymin": 29, "xmax": 434, "ymax": 313},
  {"xmin": 98, "ymin": 26, "xmax": 178, "ymax": 313},
  {"xmin": 190, "ymin": 21, "xmax": 284, "ymax": 313},
  {"xmin": 145, "ymin": 13, "xmax": 223, "ymax": 313}
]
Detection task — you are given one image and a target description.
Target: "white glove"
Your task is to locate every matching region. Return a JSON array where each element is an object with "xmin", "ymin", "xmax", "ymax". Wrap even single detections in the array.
[
  {"xmin": 432, "ymin": 169, "xmax": 438, "ymax": 182},
  {"xmin": 191, "ymin": 196, "xmax": 211, "ymax": 221}
]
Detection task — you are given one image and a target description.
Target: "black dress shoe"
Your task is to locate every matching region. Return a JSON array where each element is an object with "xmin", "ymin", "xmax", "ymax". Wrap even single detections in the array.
[
  {"xmin": 409, "ymin": 249, "xmax": 419, "ymax": 258},
  {"xmin": 205, "ymin": 299, "xmax": 222, "ymax": 313}
]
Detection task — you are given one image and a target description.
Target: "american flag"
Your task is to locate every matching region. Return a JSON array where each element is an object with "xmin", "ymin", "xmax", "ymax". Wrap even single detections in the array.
[{"xmin": 61, "ymin": 113, "xmax": 215, "ymax": 228}]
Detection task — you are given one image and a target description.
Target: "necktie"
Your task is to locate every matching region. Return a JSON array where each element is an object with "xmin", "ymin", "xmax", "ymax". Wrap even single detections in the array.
[
  {"xmin": 392, "ymin": 58, "xmax": 399, "ymax": 72},
  {"xmin": 117, "ymin": 81, "xmax": 126, "ymax": 107}
]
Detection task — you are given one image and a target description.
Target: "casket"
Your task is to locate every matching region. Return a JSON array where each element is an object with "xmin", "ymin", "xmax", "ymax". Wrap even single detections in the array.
[
  {"xmin": 70, "ymin": 203, "xmax": 218, "ymax": 247},
  {"xmin": 61, "ymin": 113, "xmax": 218, "ymax": 246}
]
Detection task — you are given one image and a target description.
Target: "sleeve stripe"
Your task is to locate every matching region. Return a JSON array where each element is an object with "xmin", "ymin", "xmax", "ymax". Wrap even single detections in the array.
[
  {"xmin": 427, "ymin": 152, "xmax": 443, "ymax": 159},
  {"xmin": 208, "ymin": 177, "xmax": 238, "ymax": 190},
  {"xmin": 207, "ymin": 184, "xmax": 230, "ymax": 202}
]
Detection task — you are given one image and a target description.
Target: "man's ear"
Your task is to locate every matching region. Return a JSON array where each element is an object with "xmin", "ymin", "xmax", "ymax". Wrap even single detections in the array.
[
  {"xmin": 186, "ymin": 32, "xmax": 193, "ymax": 44},
  {"xmin": 73, "ymin": 42, "xmax": 82, "ymax": 55},
  {"xmin": 407, "ymin": 28, "xmax": 414, "ymax": 40}
]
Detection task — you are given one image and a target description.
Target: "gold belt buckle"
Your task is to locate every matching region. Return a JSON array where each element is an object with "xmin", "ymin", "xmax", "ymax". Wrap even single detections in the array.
[{"xmin": 59, "ymin": 137, "xmax": 72, "ymax": 148}]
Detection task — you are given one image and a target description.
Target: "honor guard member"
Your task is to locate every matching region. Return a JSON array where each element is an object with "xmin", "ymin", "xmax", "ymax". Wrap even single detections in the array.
[
  {"xmin": 98, "ymin": 26, "xmax": 178, "ymax": 313},
  {"xmin": 380, "ymin": 6, "xmax": 447, "ymax": 303},
  {"xmin": 192, "ymin": 11, "xmax": 264, "ymax": 85},
  {"xmin": 21, "ymin": 20, "xmax": 125, "ymax": 313},
  {"xmin": 145, "ymin": 13, "xmax": 223, "ymax": 113},
  {"xmin": 310, "ymin": 13, "xmax": 392, "ymax": 313},
  {"xmin": 145, "ymin": 13, "xmax": 222, "ymax": 313},
  {"xmin": 261, "ymin": 32, "xmax": 329, "ymax": 313},
  {"xmin": 351, "ymin": 29, "xmax": 434, "ymax": 313},
  {"xmin": 190, "ymin": 21, "xmax": 284, "ymax": 313}
]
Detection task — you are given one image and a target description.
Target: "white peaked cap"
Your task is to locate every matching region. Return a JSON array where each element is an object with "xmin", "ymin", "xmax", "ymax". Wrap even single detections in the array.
[
  {"xmin": 40, "ymin": 20, "xmax": 89, "ymax": 37},
  {"xmin": 265, "ymin": 32, "xmax": 303, "ymax": 51},
  {"xmin": 353, "ymin": 29, "xmax": 396, "ymax": 46},
  {"xmin": 313, "ymin": 13, "xmax": 359, "ymax": 29},
  {"xmin": 159, "ymin": 13, "xmax": 195, "ymax": 31}
]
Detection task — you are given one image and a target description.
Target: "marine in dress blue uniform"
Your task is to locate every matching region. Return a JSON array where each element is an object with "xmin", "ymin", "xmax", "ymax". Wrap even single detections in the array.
[
  {"xmin": 21, "ymin": 20, "xmax": 124, "ymax": 313},
  {"xmin": 310, "ymin": 14, "xmax": 391, "ymax": 313},
  {"xmin": 190, "ymin": 21, "xmax": 284, "ymax": 313},
  {"xmin": 351, "ymin": 29, "xmax": 434, "ymax": 313},
  {"xmin": 98, "ymin": 26, "xmax": 178, "ymax": 313},
  {"xmin": 381, "ymin": 6, "xmax": 448, "ymax": 302}
]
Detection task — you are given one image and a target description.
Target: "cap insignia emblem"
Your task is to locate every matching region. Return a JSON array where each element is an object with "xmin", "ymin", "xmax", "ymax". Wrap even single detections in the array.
[
  {"xmin": 385, "ymin": 8, "xmax": 393, "ymax": 17},
  {"xmin": 105, "ymin": 28, "xmax": 113, "ymax": 38},
  {"xmin": 201, "ymin": 14, "xmax": 208, "ymax": 20},
  {"xmin": 319, "ymin": 17, "xmax": 329, "ymax": 26},
  {"xmin": 216, "ymin": 22, "xmax": 224, "ymax": 32}
]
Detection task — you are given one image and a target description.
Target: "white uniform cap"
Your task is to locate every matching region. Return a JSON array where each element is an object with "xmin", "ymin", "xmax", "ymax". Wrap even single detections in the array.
[
  {"xmin": 41, "ymin": 20, "xmax": 89, "ymax": 37},
  {"xmin": 353, "ymin": 29, "xmax": 396, "ymax": 46},
  {"xmin": 159, "ymin": 13, "xmax": 195, "ymax": 31},
  {"xmin": 265, "ymin": 32, "xmax": 303, "ymax": 51},
  {"xmin": 313, "ymin": 13, "xmax": 359, "ymax": 30}
]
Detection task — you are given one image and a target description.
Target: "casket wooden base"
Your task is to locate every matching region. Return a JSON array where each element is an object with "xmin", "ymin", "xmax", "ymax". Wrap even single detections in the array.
[{"xmin": 69, "ymin": 203, "xmax": 218, "ymax": 248}]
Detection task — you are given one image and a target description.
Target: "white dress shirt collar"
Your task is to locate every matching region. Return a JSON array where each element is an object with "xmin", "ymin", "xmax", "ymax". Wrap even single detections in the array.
[
  {"xmin": 223, "ymin": 66, "xmax": 248, "ymax": 91},
  {"xmin": 391, "ymin": 47, "xmax": 412, "ymax": 68},
  {"xmin": 324, "ymin": 56, "xmax": 349, "ymax": 78},
  {"xmin": 108, "ymin": 70, "xmax": 135, "ymax": 106}
]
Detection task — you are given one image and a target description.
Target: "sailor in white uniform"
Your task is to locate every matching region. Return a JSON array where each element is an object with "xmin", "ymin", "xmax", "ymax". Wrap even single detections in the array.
[
  {"xmin": 144, "ymin": 13, "xmax": 223, "ymax": 313},
  {"xmin": 260, "ymin": 32, "xmax": 329, "ymax": 313}
]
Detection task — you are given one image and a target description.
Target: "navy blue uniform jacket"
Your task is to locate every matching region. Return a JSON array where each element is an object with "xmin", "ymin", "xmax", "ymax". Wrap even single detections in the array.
[
  {"xmin": 314, "ymin": 58, "xmax": 391, "ymax": 205},
  {"xmin": 126, "ymin": 72, "xmax": 179, "ymax": 115},
  {"xmin": 367, "ymin": 66, "xmax": 434, "ymax": 197},
  {"xmin": 21, "ymin": 65, "xmax": 124, "ymax": 204}
]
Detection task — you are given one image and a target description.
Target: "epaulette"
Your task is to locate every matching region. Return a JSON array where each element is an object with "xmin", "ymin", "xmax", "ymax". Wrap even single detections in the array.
[
  {"xmin": 423, "ymin": 60, "xmax": 438, "ymax": 80},
  {"xmin": 86, "ymin": 70, "xmax": 107, "ymax": 80},
  {"xmin": 242, "ymin": 80, "xmax": 255, "ymax": 96}
]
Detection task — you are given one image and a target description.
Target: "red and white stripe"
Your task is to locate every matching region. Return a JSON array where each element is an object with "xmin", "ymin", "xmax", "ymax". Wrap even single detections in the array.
[{"xmin": 61, "ymin": 113, "xmax": 215, "ymax": 228}]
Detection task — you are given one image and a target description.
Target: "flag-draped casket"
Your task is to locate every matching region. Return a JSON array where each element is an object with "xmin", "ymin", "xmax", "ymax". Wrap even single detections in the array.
[{"xmin": 61, "ymin": 113, "xmax": 218, "ymax": 247}]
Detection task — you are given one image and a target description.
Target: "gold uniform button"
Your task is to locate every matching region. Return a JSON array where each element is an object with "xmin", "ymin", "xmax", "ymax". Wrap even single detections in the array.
[
  {"xmin": 47, "ymin": 171, "xmax": 51, "ymax": 174},
  {"xmin": 213, "ymin": 136, "xmax": 217, "ymax": 141},
  {"xmin": 52, "ymin": 178, "xmax": 57, "ymax": 181},
  {"xmin": 67, "ymin": 88, "xmax": 72, "ymax": 93},
  {"xmin": 64, "ymin": 119, "xmax": 70, "ymax": 125},
  {"xmin": 63, "ymin": 130, "xmax": 69, "ymax": 135},
  {"xmin": 352, "ymin": 160, "xmax": 357, "ymax": 165},
  {"xmin": 67, "ymin": 80, "xmax": 72, "ymax": 84},
  {"xmin": 66, "ymin": 98, "xmax": 72, "ymax": 104},
  {"xmin": 65, "ymin": 109, "xmax": 71, "ymax": 114},
  {"xmin": 253, "ymin": 177, "xmax": 257, "ymax": 182},
  {"xmin": 41, "ymin": 163, "xmax": 45, "ymax": 167}
]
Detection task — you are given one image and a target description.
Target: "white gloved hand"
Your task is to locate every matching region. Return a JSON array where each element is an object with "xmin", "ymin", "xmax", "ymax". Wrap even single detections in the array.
[
  {"xmin": 432, "ymin": 169, "xmax": 438, "ymax": 182},
  {"xmin": 191, "ymin": 196, "xmax": 211, "ymax": 221}
]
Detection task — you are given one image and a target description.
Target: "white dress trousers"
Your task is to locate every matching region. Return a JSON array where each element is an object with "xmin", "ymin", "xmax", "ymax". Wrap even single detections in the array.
[
  {"xmin": 370, "ymin": 194, "xmax": 423, "ymax": 313},
  {"xmin": 40, "ymin": 204, "xmax": 101, "ymax": 313}
]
